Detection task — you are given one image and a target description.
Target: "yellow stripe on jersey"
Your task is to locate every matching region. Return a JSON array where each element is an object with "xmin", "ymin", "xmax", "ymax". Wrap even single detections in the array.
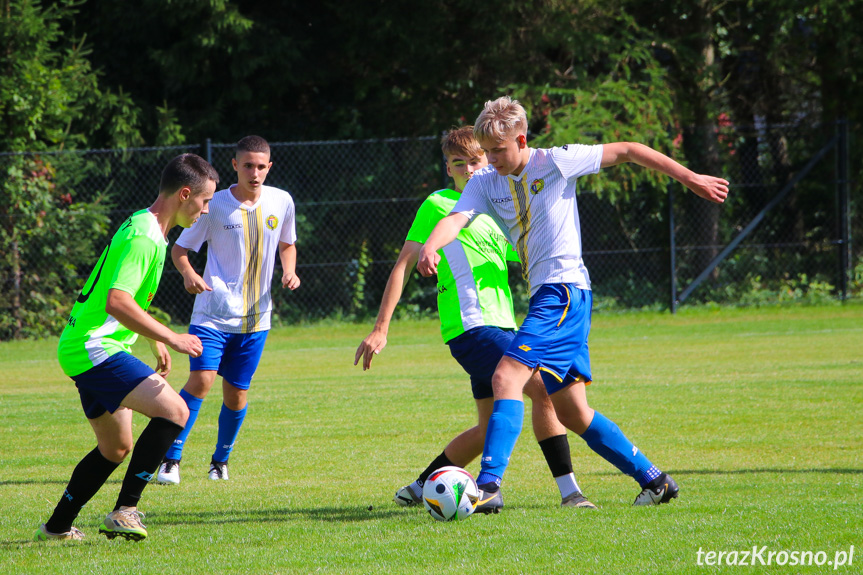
[
  {"xmin": 509, "ymin": 176, "xmax": 532, "ymax": 291},
  {"xmin": 241, "ymin": 206, "xmax": 264, "ymax": 332}
]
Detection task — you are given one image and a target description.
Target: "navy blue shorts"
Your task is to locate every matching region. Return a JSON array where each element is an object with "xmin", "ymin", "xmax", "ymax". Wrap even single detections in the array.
[
  {"xmin": 505, "ymin": 284, "xmax": 593, "ymax": 395},
  {"xmin": 72, "ymin": 352, "xmax": 155, "ymax": 419},
  {"xmin": 188, "ymin": 325, "xmax": 269, "ymax": 390},
  {"xmin": 446, "ymin": 326, "xmax": 515, "ymax": 400}
]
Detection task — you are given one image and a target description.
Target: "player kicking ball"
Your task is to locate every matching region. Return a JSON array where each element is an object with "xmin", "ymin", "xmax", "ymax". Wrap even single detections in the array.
[
  {"xmin": 35, "ymin": 154, "xmax": 218, "ymax": 541},
  {"xmin": 418, "ymin": 97, "xmax": 730, "ymax": 507},
  {"xmin": 356, "ymin": 127, "xmax": 596, "ymax": 513}
]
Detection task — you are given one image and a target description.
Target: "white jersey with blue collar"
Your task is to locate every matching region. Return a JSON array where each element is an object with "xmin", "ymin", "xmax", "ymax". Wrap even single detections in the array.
[{"xmin": 453, "ymin": 144, "xmax": 603, "ymax": 296}]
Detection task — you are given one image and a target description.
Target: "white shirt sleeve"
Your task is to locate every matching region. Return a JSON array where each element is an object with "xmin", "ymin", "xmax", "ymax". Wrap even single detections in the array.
[
  {"xmin": 451, "ymin": 177, "xmax": 487, "ymax": 221},
  {"xmin": 551, "ymin": 144, "xmax": 603, "ymax": 180},
  {"xmin": 175, "ymin": 214, "xmax": 210, "ymax": 251}
]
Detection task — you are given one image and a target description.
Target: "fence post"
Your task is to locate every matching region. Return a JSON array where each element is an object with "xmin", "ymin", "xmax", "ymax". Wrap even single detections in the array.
[
  {"xmin": 668, "ymin": 180, "xmax": 677, "ymax": 313},
  {"xmin": 837, "ymin": 118, "xmax": 850, "ymax": 300},
  {"xmin": 205, "ymin": 138, "xmax": 213, "ymax": 166}
]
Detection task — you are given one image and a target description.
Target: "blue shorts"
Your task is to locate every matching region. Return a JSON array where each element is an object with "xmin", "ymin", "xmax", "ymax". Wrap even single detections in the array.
[
  {"xmin": 73, "ymin": 352, "xmax": 155, "ymax": 419},
  {"xmin": 189, "ymin": 325, "xmax": 269, "ymax": 390},
  {"xmin": 446, "ymin": 326, "xmax": 514, "ymax": 400},
  {"xmin": 505, "ymin": 284, "xmax": 593, "ymax": 395}
]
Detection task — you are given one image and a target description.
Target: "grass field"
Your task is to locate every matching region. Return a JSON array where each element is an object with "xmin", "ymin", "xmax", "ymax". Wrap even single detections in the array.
[{"xmin": 2, "ymin": 304, "xmax": 861, "ymax": 574}]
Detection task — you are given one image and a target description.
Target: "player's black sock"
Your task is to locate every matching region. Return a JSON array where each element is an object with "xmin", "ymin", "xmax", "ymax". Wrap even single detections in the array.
[
  {"xmin": 114, "ymin": 417, "xmax": 183, "ymax": 510},
  {"xmin": 538, "ymin": 434, "xmax": 573, "ymax": 477},
  {"xmin": 417, "ymin": 451, "xmax": 456, "ymax": 487},
  {"xmin": 45, "ymin": 447, "xmax": 119, "ymax": 533}
]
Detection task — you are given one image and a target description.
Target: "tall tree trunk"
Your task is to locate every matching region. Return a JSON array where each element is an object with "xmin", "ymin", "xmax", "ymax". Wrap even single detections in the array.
[{"xmin": 681, "ymin": 1, "xmax": 722, "ymax": 279}]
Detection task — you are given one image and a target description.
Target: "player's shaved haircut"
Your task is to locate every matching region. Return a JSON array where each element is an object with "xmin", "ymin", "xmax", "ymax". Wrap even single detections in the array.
[{"xmin": 236, "ymin": 135, "xmax": 270, "ymax": 157}]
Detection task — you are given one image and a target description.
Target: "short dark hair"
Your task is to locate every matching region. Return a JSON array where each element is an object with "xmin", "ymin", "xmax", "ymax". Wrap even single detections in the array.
[
  {"xmin": 159, "ymin": 153, "xmax": 219, "ymax": 196},
  {"xmin": 236, "ymin": 135, "xmax": 270, "ymax": 157}
]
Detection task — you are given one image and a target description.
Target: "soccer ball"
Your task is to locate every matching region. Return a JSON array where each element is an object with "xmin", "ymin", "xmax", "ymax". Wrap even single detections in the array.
[{"xmin": 422, "ymin": 466, "xmax": 479, "ymax": 522}]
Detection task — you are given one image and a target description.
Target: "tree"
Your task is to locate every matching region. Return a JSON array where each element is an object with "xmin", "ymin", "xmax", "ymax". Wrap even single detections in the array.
[{"xmin": 0, "ymin": 0, "xmax": 163, "ymax": 338}]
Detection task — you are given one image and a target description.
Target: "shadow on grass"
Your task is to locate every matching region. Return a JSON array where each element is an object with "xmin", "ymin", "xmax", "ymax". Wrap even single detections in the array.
[
  {"xmin": 670, "ymin": 468, "xmax": 863, "ymax": 475},
  {"xmin": 589, "ymin": 468, "xmax": 863, "ymax": 477},
  {"xmin": 0, "ymin": 479, "xmax": 122, "ymax": 486},
  {"xmin": 155, "ymin": 505, "xmax": 404, "ymax": 526},
  {"xmin": 0, "ymin": 538, "xmax": 99, "ymax": 549},
  {"xmin": 1, "ymin": 507, "xmax": 406, "ymax": 546}
]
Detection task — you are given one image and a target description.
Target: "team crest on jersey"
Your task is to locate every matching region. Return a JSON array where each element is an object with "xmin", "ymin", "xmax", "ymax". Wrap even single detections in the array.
[
  {"xmin": 266, "ymin": 215, "xmax": 279, "ymax": 230},
  {"xmin": 530, "ymin": 179, "xmax": 545, "ymax": 194}
]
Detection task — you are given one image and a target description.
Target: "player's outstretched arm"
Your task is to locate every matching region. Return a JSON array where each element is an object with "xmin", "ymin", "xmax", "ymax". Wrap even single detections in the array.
[
  {"xmin": 601, "ymin": 142, "xmax": 729, "ymax": 204},
  {"xmin": 279, "ymin": 242, "xmax": 301, "ymax": 290},
  {"xmin": 417, "ymin": 213, "xmax": 469, "ymax": 277},
  {"xmin": 106, "ymin": 289, "xmax": 203, "ymax": 357},
  {"xmin": 355, "ymin": 241, "xmax": 421, "ymax": 371},
  {"xmin": 171, "ymin": 243, "xmax": 212, "ymax": 294}
]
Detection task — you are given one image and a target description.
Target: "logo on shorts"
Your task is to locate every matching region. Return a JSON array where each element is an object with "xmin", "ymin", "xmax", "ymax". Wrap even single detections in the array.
[
  {"xmin": 530, "ymin": 179, "xmax": 545, "ymax": 194},
  {"xmin": 266, "ymin": 215, "xmax": 279, "ymax": 230},
  {"xmin": 518, "ymin": 344, "xmax": 532, "ymax": 352}
]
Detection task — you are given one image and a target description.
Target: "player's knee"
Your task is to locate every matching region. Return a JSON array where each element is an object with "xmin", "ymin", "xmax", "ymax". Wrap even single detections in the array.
[
  {"xmin": 103, "ymin": 442, "xmax": 132, "ymax": 463},
  {"xmin": 491, "ymin": 373, "xmax": 520, "ymax": 398},
  {"xmin": 173, "ymin": 401, "xmax": 190, "ymax": 426},
  {"xmin": 161, "ymin": 398, "xmax": 189, "ymax": 427}
]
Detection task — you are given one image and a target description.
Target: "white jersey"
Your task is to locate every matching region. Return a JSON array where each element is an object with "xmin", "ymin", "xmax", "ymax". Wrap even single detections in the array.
[
  {"xmin": 453, "ymin": 145, "xmax": 603, "ymax": 296},
  {"xmin": 176, "ymin": 184, "xmax": 297, "ymax": 333}
]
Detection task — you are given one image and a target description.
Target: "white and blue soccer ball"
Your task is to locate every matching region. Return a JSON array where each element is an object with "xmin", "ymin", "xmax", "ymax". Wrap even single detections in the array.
[{"xmin": 422, "ymin": 466, "xmax": 478, "ymax": 522}]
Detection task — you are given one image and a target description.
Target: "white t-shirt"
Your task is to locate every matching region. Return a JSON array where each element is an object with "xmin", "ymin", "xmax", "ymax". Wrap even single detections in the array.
[
  {"xmin": 453, "ymin": 145, "xmax": 603, "ymax": 296},
  {"xmin": 176, "ymin": 184, "xmax": 297, "ymax": 333}
]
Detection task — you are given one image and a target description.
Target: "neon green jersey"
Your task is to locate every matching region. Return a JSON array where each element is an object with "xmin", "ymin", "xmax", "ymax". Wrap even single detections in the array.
[
  {"xmin": 57, "ymin": 209, "xmax": 167, "ymax": 377},
  {"xmin": 406, "ymin": 189, "xmax": 519, "ymax": 343}
]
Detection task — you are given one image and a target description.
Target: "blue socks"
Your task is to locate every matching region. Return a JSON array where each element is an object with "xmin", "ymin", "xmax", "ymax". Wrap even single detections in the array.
[
  {"xmin": 212, "ymin": 403, "xmax": 247, "ymax": 463},
  {"xmin": 581, "ymin": 411, "xmax": 659, "ymax": 487},
  {"xmin": 165, "ymin": 389, "xmax": 202, "ymax": 461},
  {"xmin": 476, "ymin": 399, "xmax": 524, "ymax": 487}
]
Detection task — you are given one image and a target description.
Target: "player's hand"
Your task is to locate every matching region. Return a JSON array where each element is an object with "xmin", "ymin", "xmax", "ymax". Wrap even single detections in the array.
[
  {"xmin": 282, "ymin": 271, "xmax": 301, "ymax": 290},
  {"xmin": 149, "ymin": 340, "xmax": 172, "ymax": 377},
  {"xmin": 688, "ymin": 174, "xmax": 729, "ymax": 204},
  {"xmin": 168, "ymin": 333, "xmax": 204, "ymax": 358},
  {"xmin": 417, "ymin": 247, "xmax": 440, "ymax": 277},
  {"xmin": 183, "ymin": 272, "xmax": 212, "ymax": 294},
  {"xmin": 354, "ymin": 330, "xmax": 387, "ymax": 371}
]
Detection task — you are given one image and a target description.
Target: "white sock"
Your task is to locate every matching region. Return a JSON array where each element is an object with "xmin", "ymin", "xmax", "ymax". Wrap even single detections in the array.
[{"xmin": 555, "ymin": 473, "xmax": 581, "ymax": 499}]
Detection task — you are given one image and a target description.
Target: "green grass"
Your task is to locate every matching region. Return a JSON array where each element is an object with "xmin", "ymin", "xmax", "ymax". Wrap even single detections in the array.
[{"xmin": 2, "ymin": 304, "xmax": 861, "ymax": 574}]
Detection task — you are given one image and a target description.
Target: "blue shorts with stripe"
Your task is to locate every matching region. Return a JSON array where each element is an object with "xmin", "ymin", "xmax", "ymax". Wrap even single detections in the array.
[
  {"xmin": 446, "ymin": 326, "xmax": 514, "ymax": 400},
  {"xmin": 504, "ymin": 284, "xmax": 593, "ymax": 395},
  {"xmin": 72, "ymin": 351, "xmax": 155, "ymax": 419},
  {"xmin": 189, "ymin": 325, "xmax": 269, "ymax": 390}
]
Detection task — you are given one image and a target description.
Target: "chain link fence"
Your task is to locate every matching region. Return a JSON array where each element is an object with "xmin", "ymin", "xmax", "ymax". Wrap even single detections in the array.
[{"xmin": 1, "ymin": 122, "xmax": 858, "ymax": 339}]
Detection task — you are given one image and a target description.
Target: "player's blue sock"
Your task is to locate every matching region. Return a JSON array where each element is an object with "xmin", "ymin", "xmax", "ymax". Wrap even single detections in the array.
[
  {"xmin": 212, "ymin": 403, "xmax": 247, "ymax": 463},
  {"xmin": 580, "ymin": 411, "xmax": 659, "ymax": 487},
  {"xmin": 164, "ymin": 389, "xmax": 202, "ymax": 461},
  {"xmin": 476, "ymin": 399, "xmax": 524, "ymax": 487}
]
